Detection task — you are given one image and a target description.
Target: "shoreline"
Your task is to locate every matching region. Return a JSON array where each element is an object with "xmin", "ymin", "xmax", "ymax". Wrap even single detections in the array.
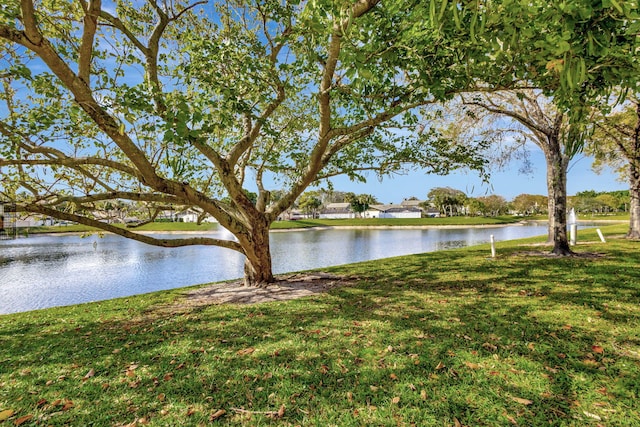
[{"xmin": 9, "ymin": 219, "xmax": 628, "ymax": 237}]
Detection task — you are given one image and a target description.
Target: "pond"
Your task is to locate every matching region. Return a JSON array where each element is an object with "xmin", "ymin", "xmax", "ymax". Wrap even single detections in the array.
[{"xmin": 0, "ymin": 224, "xmax": 549, "ymax": 314}]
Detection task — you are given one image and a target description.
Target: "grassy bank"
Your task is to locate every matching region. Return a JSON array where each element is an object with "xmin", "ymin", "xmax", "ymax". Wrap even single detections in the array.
[
  {"xmin": 18, "ymin": 221, "xmax": 219, "ymax": 235},
  {"xmin": 19, "ymin": 216, "xmax": 522, "ymax": 235},
  {"xmin": 1, "ymin": 224, "xmax": 638, "ymax": 426},
  {"xmin": 18, "ymin": 214, "xmax": 630, "ymax": 235},
  {"xmin": 271, "ymin": 216, "xmax": 522, "ymax": 229}
]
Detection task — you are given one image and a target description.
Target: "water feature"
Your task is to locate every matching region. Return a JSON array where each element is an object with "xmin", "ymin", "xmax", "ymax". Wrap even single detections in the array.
[{"xmin": 0, "ymin": 224, "xmax": 549, "ymax": 314}]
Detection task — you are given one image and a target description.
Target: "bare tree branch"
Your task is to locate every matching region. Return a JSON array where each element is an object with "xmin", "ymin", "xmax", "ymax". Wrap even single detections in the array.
[
  {"xmin": 20, "ymin": 203, "xmax": 245, "ymax": 252},
  {"xmin": 78, "ymin": 0, "xmax": 101, "ymax": 83}
]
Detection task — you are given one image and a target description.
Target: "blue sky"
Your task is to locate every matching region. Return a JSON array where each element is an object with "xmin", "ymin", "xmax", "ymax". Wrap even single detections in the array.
[{"xmin": 327, "ymin": 150, "xmax": 627, "ymax": 204}]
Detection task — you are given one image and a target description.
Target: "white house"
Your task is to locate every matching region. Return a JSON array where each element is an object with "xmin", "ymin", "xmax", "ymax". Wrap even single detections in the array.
[
  {"xmin": 400, "ymin": 199, "xmax": 441, "ymax": 217},
  {"xmin": 365, "ymin": 204, "xmax": 422, "ymax": 219},
  {"xmin": 319, "ymin": 202, "xmax": 355, "ymax": 219},
  {"xmin": 174, "ymin": 209, "xmax": 218, "ymax": 223}
]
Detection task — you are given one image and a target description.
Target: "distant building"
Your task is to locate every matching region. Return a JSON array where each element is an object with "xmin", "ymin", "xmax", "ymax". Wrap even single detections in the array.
[
  {"xmin": 422, "ymin": 207, "xmax": 441, "ymax": 218},
  {"xmin": 15, "ymin": 215, "xmax": 50, "ymax": 227},
  {"xmin": 175, "ymin": 209, "xmax": 199, "ymax": 223},
  {"xmin": 174, "ymin": 209, "xmax": 217, "ymax": 223},
  {"xmin": 319, "ymin": 202, "xmax": 355, "ymax": 219},
  {"xmin": 365, "ymin": 204, "xmax": 422, "ymax": 219},
  {"xmin": 399, "ymin": 199, "xmax": 441, "ymax": 217},
  {"xmin": 400, "ymin": 199, "xmax": 424, "ymax": 209}
]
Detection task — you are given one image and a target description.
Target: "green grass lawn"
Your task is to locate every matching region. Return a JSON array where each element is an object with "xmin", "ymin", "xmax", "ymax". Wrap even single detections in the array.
[
  {"xmin": 20, "ymin": 221, "xmax": 219, "ymax": 235},
  {"xmin": 271, "ymin": 216, "xmax": 522, "ymax": 229},
  {"xmin": 19, "ymin": 214, "xmax": 629, "ymax": 235},
  {"xmin": 21, "ymin": 216, "xmax": 522, "ymax": 235},
  {"xmin": 1, "ymin": 224, "xmax": 638, "ymax": 426}
]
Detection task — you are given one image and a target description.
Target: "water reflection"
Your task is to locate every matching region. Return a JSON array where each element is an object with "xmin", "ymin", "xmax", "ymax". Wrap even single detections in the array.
[{"xmin": 0, "ymin": 225, "xmax": 549, "ymax": 314}]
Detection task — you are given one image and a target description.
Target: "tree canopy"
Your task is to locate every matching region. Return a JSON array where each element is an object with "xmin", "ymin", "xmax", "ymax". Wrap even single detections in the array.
[
  {"xmin": 0, "ymin": 0, "xmax": 490, "ymax": 285},
  {"xmin": 0, "ymin": 0, "xmax": 638, "ymax": 287}
]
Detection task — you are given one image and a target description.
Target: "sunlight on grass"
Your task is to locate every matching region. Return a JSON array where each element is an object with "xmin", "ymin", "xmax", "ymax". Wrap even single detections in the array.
[{"xmin": 0, "ymin": 224, "xmax": 638, "ymax": 425}]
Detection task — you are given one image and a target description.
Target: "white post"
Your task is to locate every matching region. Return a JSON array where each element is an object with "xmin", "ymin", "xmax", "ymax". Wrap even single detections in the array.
[
  {"xmin": 596, "ymin": 229, "xmax": 606, "ymax": 243},
  {"xmin": 490, "ymin": 235, "xmax": 496, "ymax": 258},
  {"xmin": 568, "ymin": 208, "xmax": 577, "ymax": 245}
]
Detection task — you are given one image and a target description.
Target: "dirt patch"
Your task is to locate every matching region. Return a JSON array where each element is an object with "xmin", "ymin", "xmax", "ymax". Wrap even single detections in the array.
[{"xmin": 171, "ymin": 272, "xmax": 357, "ymax": 310}]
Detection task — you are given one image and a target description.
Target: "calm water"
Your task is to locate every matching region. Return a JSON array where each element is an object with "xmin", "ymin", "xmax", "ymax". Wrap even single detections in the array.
[{"xmin": 0, "ymin": 225, "xmax": 548, "ymax": 314}]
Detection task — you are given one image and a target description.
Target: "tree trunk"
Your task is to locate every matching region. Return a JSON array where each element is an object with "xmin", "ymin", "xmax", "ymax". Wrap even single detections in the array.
[
  {"xmin": 628, "ymin": 102, "xmax": 640, "ymax": 239},
  {"xmin": 545, "ymin": 139, "xmax": 573, "ymax": 255},
  {"xmin": 628, "ymin": 161, "xmax": 640, "ymax": 239},
  {"xmin": 239, "ymin": 218, "xmax": 275, "ymax": 287}
]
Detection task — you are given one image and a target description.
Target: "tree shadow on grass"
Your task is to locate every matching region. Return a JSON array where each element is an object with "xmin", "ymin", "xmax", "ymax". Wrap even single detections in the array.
[{"xmin": 0, "ymin": 243, "xmax": 638, "ymax": 425}]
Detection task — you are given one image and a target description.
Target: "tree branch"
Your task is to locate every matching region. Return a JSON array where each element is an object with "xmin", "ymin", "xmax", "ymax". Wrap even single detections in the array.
[
  {"xmin": 462, "ymin": 97, "xmax": 551, "ymax": 137},
  {"xmin": 19, "ymin": 203, "xmax": 245, "ymax": 253},
  {"xmin": 19, "ymin": 0, "xmax": 42, "ymax": 45},
  {"xmin": 46, "ymin": 191, "xmax": 182, "ymax": 206},
  {"xmin": 99, "ymin": 11, "xmax": 148, "ymax": 53},
  {"xmin": 226, "ymin": 74, "xmax": 287, "ymax": 166},
  {"xmin": 78, "ymin": 0, "xmax": 101, "ymax": 84}
]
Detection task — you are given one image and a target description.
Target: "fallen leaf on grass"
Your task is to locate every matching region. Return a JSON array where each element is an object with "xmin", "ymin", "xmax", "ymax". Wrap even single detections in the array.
[
  {"xmin": 14, "ymin": 415, "xmax": 33, "ymax": 426},
  {"xmin": 511, "ymin": 397, "xmax": 533, "ymax": 405},
  {"xmin": 237, "ymin": 348, "xmax": 255, "ymax": 356},
  {"xmin": 266, "ymin": 404, "xmax": 286, "ymax": 419},
  {"xmin": 0, "ymin": 409, "xmax": 15, "ymax": 421},
  {"xmin": 209, "ymin": 409, "xmax": 226, "ymax": 421},
  {"xmin": 391, "ymin": 396, "xmax": 400, "ymax": 404},
  {"xmin": 82, "ymin": 368, "xmax": 95, "ymax": 381},
  {"xmin": 464, "ymin": 361, "xmax": 480, "ymax": 370},
  {"xmin": 482, "ymin": 342, "xmax": 498, "ymax": 351},
  {"xmin": 503, "ymin": 412, "xmax": 518, "ymax": 425},
  {"xmin": 583, "ymin": 411, "xmax": 601, "ymax": 421},
  {"xmin": 454, "ymin": 417, "xmax": 462, "ymax": 427},
  {"xmin": 592, "ymin": 345, "xmax": 604, "ymax": 354},
  {"xmin": 434, "ymin": 361, "xmax": 445, "ymax": 370}
]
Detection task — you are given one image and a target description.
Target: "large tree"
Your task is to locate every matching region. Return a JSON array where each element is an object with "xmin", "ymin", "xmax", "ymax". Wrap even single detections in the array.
[
  {"xmin": 426, "ymin": 186, "xmax": 467, "ymax": 217},
  {"xmin": 589, "ymin": 97, "xmax": 640, "ymax": 238},
  {"xmin": 512, "ymin": 193, "xmax": 548, "ymax": 216},
  {"xmin": 297, "ymin": 191, "xmax": 322, "ymax": 219},
  {"xmin": 461, "ymin": 90, "xmax": 581, "ymax": 254},
  {"xmin": 344, "ymin": 192, "xmax": 377, "ymax": 218},
  {"xmin": 0, "ymin": 0, "xmax": 486, "ymax": 286},
  {"xmin": 443, "ymin": 0, "xmax": 637, "ymax": 254}
]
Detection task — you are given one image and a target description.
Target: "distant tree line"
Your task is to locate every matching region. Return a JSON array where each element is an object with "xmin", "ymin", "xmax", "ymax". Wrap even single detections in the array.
[{"xmin": 289, "ymin": 188, "xmax": 629, "ymax": 219}]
